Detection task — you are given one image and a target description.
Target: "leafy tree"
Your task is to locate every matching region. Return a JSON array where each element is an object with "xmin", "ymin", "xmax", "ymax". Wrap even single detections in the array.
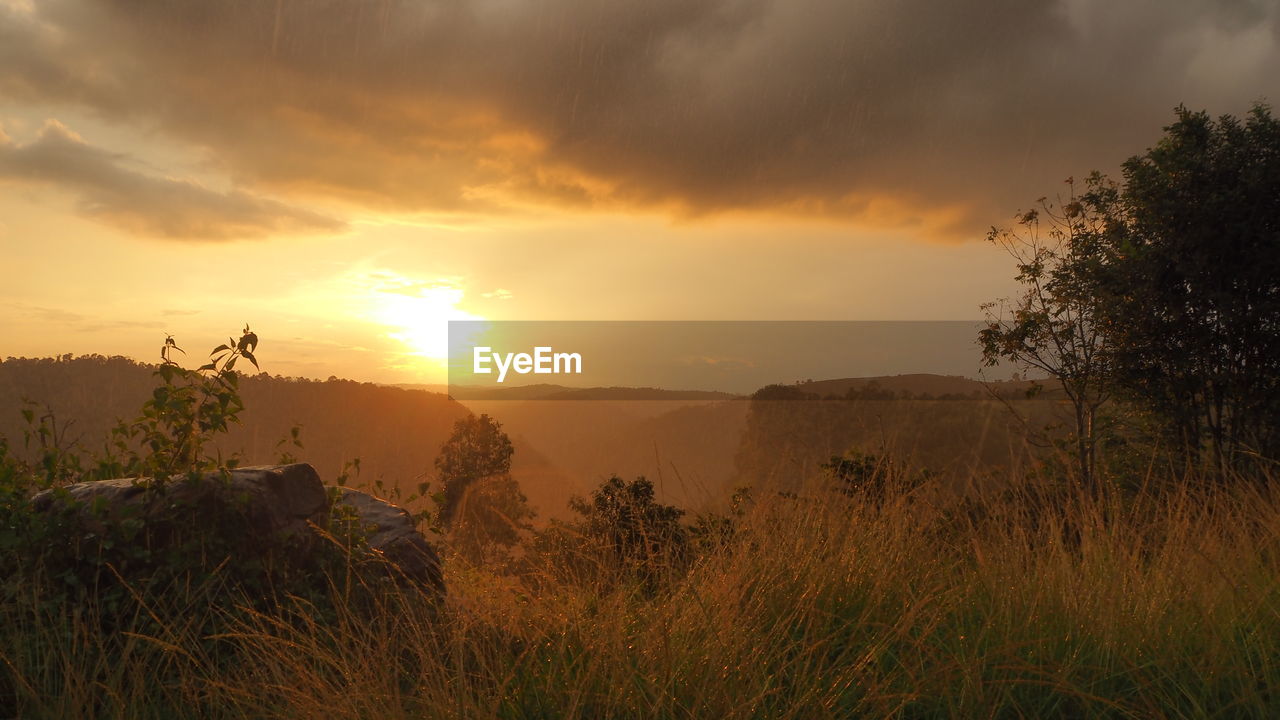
[
  {"xmin": 1104, "ymin": 104, "xmax": 1280, "ymax": 475},
  {"xmin": 983, "ymin": 104, "xmax": 1280, "ymax": 479},
  {"xmin": 434, "ymin": 414, "xmax": 531, "ymax": 561},
  {"xmin": 434, "ymin": 413, "xmax": 514, "ymax": 525},
  {"xmin": 822, "ymin": 449, "xmax": 889, "ymax": 496},
  {"xmin": 447, "ymin": 473, "xmax": 535, "ymax": 563},
  {"xmin": 980, "ymin": 175, "xmax": 1121, "ymax": 488},
  {"xmin": 568, "ymin": 475, "xmax": 686, "ymax": 570}
]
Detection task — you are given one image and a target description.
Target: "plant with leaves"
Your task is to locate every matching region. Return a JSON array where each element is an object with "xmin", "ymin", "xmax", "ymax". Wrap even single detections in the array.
[
  {"xmin": 12, "ymin": 400, "xmax": 86, "ymax": 491},
  {"xmin": 980, "ymin": 175, "xmax": 1121, "ymax": 489},
  {"xmin": 821, "ymin": 449, "xmax": 936, "ymax": 504},
  {"xmin": 96, "ymin": 326, "xmax": 260, "ymax": 483},
  {"xmin": 689, "ymin": 485, "xmax": 753, "ymax": 554},
  {"xmin": 0, "ymin": 410, "xmax": 89, "ymax": 602},
  {"xmin": 822, "ymin": 450, "xmax": 887, "ymax": 496}
]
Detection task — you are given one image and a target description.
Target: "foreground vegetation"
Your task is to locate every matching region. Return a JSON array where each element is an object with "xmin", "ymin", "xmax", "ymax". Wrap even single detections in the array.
[{"xmin": 2, "ymin": 464, "xmax": 1278, "ymax": 719}]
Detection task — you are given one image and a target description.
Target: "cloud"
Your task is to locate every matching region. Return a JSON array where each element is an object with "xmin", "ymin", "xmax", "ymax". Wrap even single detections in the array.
[
  {"xmin": 0, "ymin": 120, "xmax": 346, "ymax": 240},
  {"xmin": 679, "ymin": 355, "xmax": 757, "ymax": 370},
  {"xmin": 1, "ymin": 0, "xmax": 1276, "ymax": 238},
  {"xmin": 2, "ymin": 301, "xmax": 165, "ymax": 333}
]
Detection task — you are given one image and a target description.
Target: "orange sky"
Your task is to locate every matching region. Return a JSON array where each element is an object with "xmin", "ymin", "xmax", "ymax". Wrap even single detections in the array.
[{"xmin": 1, "ymin": 0, "xmax": 1275, "ymax": 383}]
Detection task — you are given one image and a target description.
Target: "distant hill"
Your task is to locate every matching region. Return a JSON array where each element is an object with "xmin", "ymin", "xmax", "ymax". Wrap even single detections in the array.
[
  {"xmin": 735, "ymin": 374, "xmax": 1065, "ymax": 492},
  {"xmin": 540, "ymin": 387, "xmax": 739, "ymax": 402},
  {"xmin": 790, "ymin": 373, "xmax": 1044, "ymax": 400},
  {"xmin": 438, "ymin": 384, "xmax": 739, "ymax": 402},
  {"xmin": 0, "ymin": 355, "xmax": 574, "ymax": 517},
  {"xmin": 456, "ymin": 374, "xmax": 1055, "ymax": 511},
  {"xmin": 3, "ymin": 357, "xmax": 1060, "ymax": 517}
]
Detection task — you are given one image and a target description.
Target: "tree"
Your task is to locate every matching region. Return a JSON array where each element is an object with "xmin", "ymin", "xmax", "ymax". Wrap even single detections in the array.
[
  {"xmin": 980, "ymin": 175, "xmax": 1121, "ymax": 488},
  {"xmin": 1103, "ymin": 104, "xmax": 1280, "ymax": 475},
  {"xmin": 446, "ymin": 472, "xmax": 535, "ymax": 564},
  {"xmin": 569, "ymin": 475, "xmax": 686, "ymax": 569},
  {"xmin": 433, "ymin": 414, "xmax": 531, "ymax": 561},
  {"xmin": 821, "ymin": 449, "xmax": 898, "ymax": 498},
  {"xmin": 434, "ymin": 413, "xmax": 514, "ymax": 527}
]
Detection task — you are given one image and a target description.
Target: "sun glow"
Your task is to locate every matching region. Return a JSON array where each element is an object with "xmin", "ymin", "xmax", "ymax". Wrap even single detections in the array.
[
  {"xmin": 377, "ymin": 285, "xmax": 480, "ymax": 359},
  {"xmin": 351, "ymin": 269, "xmax": 485, "ymax": 381}
]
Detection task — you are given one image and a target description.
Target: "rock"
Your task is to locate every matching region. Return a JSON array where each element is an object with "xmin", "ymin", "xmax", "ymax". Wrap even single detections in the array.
[
  {"xmin": 32, "ymin": 463, "xmax": 443, "ymax": 599},
  {"xmin": 335, "ymin": 487, "xmax": 445, "ymax": 595},
  {"xmin": 32, "ymin": 463, "xmax": 329, "ymax": 545}
]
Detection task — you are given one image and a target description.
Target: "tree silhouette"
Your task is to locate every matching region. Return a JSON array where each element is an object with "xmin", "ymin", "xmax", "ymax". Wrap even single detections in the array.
[
  {"xmin": 983, "ymin": 103, "xmax": 1280, "ymax": 480},
  {"xmin": 980, "ymin": 175, "xmax": 1120, "ymax": 488},
  {"xmin": 1104, "ymin": 104, "xmax": 1280, "ymax": 475},
  {"xmin": 434, "ymin": 414, "xmax": 531, "ymax": 561},
  {"xmin": 569, "ymin": 475, "xmax": 686, "ymax": 568},
  {"xmin": 435, "ymin": 413, "xmax": 514, "ymax": 527}
]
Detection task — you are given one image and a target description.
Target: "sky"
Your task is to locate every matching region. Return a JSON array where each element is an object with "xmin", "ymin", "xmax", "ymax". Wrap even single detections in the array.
[{"xmin": 1, "ymin": 0, "xmax": 1277, "ymax": 383}]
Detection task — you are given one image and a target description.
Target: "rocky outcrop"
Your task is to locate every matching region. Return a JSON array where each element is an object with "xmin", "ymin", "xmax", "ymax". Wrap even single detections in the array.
[
  {"xmin": 33, "ymin": 463, "xmax": 329, "ymax": 542},
  {"xmin": 32, "ymin": 463, "xmax": 443, "ymax": 597},
  {"xmin": 335, "ymin": 487, "xmax": 445, "ymax": 594}
]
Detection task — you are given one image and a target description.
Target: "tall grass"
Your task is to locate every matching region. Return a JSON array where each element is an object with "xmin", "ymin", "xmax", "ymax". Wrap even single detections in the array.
[{"xmin": 3, "ymin": 472, "xmax": 1278, "ymax": 718}]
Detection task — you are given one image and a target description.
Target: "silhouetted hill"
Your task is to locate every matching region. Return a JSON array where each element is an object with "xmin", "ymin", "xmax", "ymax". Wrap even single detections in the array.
[
  {"xmin": 440, "ymin": 384, "xmax": 739, "ymax": 401},
  {"xmin": 735, "ymin": 375, "xmax": 1064, "ymax": 492},
  {"xmin": 791, "ymin": 374, "xmax": 1044, "ymax": 400},
  {"xmin": 0, "ymin": 355, "xmax": 573, "ymax": 517},
  {"xmin": 2, "ymin": 357, "xmax": 1063, "ymax": 516},
  {"xmin": 540, "ymin": 387, "xmax": 738, "ymax": 401}
]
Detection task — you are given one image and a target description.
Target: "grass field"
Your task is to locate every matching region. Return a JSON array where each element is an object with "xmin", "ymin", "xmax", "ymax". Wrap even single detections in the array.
[{"xmin": 3, "ymin": 471, "xmax": 1278, "ymax": 719}]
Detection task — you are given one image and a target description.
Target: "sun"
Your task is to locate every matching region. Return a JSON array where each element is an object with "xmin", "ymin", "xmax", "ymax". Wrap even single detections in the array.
[{"xmin": 374, "ymin": 283, "xmax": 482, "ymax": 360}]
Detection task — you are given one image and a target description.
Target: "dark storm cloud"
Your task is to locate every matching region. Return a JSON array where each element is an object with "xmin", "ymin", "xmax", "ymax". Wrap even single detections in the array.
[
  {"xmin": 1, "ymin": 0, "xmax": 1276, "ymax": 237},
  {"xmin": 0, "ymin": 121, "xmax": 345, "ymax": 239}
]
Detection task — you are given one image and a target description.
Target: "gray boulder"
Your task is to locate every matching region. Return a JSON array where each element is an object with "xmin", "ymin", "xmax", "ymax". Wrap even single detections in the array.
[
  {"xmin": 32, "ymin": 463, "xmax": 443, "ymax": 597},
  {"xmin": 334, "ymin": 487, "xmax": 445, "ymax": 594},
  {"xmin": 32, "ymin": 463, "xmax": 328, "ymax": 545}
]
